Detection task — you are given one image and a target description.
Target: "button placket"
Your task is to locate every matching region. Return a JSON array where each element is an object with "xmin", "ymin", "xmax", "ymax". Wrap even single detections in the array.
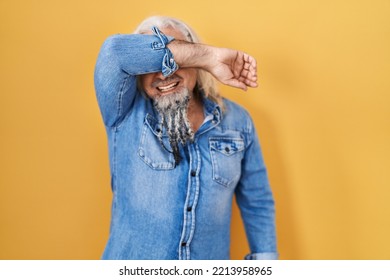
[{"xmin": 178, "ymin": 143, "xmax": 200, "ymax": 260}]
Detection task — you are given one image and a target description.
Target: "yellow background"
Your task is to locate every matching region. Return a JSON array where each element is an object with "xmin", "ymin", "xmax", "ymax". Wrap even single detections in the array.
[{"xmin": 1, "ymin": 0, "xmax": 389, "ymax": 259}]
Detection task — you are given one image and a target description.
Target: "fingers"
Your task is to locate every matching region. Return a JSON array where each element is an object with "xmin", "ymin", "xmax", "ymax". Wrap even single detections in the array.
[
  {"xmin": 225, "ymin": 79, "xmax": 248, "ymax": 91},
  {"xmin": 244, "ymin": 53, "xmax": 258, "ymax": 86},
  {"xmin": 238, "ymin": 69, "xmax": 258, "ymax": 88},
  {"xmin": 236, "ymin": 53, "xmax": 258, "ymax": 88},
  {"xmin": 213, "ymin": 48, "xmax": 258, "ymax": 91},
  {"xmin": 224, "ymin": 53, "xmax": 258, "ymax": 91}
]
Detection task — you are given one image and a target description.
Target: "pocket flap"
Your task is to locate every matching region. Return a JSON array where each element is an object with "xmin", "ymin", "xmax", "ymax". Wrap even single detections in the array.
[{"xmin": 209, "ymin": 138, "xmax": 245, "ymax": 156}]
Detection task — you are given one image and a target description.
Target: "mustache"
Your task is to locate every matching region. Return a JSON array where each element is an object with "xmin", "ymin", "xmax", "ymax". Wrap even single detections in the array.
[{"xmin": 151, "ymin": 74, "xmax": 181, "ymax": 88}]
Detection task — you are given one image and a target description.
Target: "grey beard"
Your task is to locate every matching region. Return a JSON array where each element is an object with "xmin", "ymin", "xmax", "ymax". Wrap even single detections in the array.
[{"xmin": 153, "ymin": 88, "xmax": 195, "ymax": 166}]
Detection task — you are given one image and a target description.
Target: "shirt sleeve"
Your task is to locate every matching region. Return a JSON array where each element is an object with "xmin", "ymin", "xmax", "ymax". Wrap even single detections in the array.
[
  {"xmin": 245, "ymin": 252, "xmax": 279, "ymax": 260},
  {"xmin": 93, "ymin": 27, "xmax": 178, "ymax": 127},
  {"xmin": 235, "ymin": 118, "xmax": 278, "ymax": 260}
]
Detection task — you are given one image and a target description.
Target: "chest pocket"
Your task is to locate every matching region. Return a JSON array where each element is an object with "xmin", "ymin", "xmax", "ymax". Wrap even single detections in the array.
[
  {"xmin": 138, "ymin": 116, "xmax": 175, "ymax": 170},
  {"xmin": 209, "ymin": 137, "xmax": 245, "ymax": 188}
]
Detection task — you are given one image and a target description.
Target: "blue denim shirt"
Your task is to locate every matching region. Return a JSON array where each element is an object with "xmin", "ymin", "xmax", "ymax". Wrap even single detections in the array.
[{"xmin": 94, "ymin": 28, "xmax": 278, "ymax": 260}]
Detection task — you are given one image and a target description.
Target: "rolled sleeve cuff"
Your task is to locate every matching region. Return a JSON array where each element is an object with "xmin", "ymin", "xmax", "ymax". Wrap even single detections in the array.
[
  {"xmin": 151, "ymin": 26, "xmax": 179, "ymax": 77},
  {"xmin": 244, "ymin": 252, "xmax": 279, "ymax": 260},
  {"xmin": 161, "ymin": 47, "xmax": 178, "ymax": 77}
]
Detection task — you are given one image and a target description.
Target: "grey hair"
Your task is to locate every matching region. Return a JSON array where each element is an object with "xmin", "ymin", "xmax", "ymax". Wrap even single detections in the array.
[{"xmin": 134, "ymin": 16, "xmax": 224, "ymax": 110}]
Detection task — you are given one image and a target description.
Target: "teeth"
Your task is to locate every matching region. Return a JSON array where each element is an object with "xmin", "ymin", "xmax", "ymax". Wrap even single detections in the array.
[{"xmin": 157, "ymin": 82, "xmax": 178, "ymax": 92}]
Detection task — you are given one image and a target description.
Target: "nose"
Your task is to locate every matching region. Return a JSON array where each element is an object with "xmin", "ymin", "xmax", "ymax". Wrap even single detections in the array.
[
  {"xmin": 151, "ymin": 72, "xmax": 170, "ymax": 87},
  {"xmin": 154, "ymin": 72, "xmax": 166, "ymax": 80}
]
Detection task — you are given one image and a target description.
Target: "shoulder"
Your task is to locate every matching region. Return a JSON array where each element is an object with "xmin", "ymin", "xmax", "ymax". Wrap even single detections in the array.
[{"xmin": 220, "ymin": 98, "xmax": 254, "ymax": 134}]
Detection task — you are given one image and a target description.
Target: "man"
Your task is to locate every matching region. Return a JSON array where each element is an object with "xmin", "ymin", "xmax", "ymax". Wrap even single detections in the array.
[{"xmin": 94, "ymin": 16, "xmax": 278, "ymax": 260}]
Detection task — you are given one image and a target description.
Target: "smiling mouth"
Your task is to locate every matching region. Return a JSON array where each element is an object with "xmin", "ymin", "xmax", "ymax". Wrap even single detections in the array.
[{"xmin": 156, "ymin": 82, "xmax": 179, "ymax": 93}]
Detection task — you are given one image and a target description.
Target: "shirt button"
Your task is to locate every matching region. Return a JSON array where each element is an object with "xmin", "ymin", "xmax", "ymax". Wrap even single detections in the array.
[
  {"xmin": 190, "ymin": 170, "xmax": 196, "ymax": 177},
  {"xmin": 181, "ymin": 242, "xmax": 187, "ymax": 246},
  {"xmin": 225, "ymin": 147, "xmax": 230, "ymax": 153},
  {"xmin": 187, "ymin": 206, "xmax": 192, "ymax": 212}
]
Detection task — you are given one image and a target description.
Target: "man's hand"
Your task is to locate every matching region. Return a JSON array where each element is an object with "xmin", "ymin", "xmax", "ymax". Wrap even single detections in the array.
[
  {"xmin": 207, "ymin": 47, "xmax": 258, "ymax": 91},
  {"xmin": 168, "ymin": 40, "xmax": 258, "ymax": 91}
]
